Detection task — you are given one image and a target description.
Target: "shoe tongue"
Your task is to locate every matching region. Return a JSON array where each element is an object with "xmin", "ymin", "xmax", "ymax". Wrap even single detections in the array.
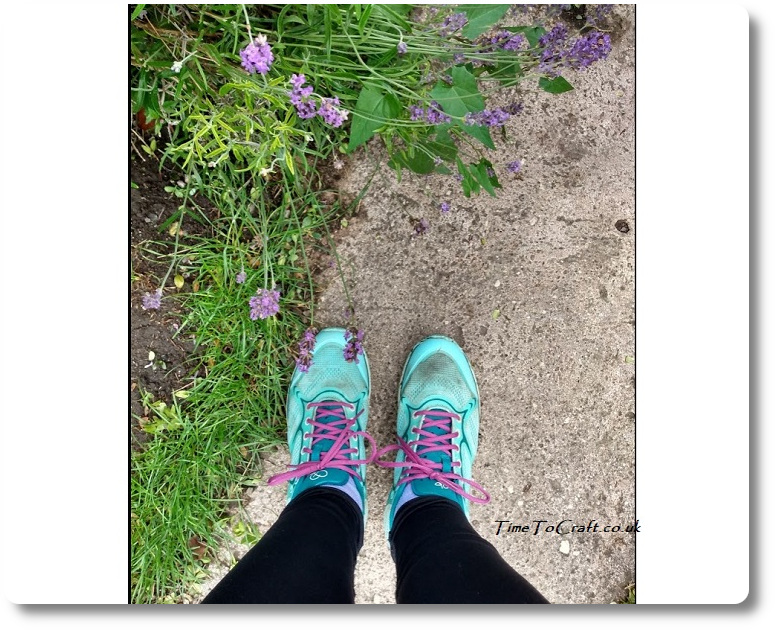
[
  {"xmin": 416, "ymin": 406, "xmax": 453, "ymax": 475},
  {"xmin": 310, "ymin": 401, "xmax": 345, "ymax": 461}
]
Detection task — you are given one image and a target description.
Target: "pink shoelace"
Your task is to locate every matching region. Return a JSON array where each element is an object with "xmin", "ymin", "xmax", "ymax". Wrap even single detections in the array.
[
  {"xmin": 267, "ymin": 401, "xmax": 377, "ymax": 486},
  {"xmin": 375, "ymin": 409, "xmax": 490, "ymax": 504}
]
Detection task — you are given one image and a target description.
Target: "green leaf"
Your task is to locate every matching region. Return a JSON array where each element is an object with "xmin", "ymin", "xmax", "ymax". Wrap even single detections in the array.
[
  {"xmin": 488, "ymin": 60, "xmax": 523, "ymax": 85},
  {"xmin": 428, "ymin": 128, "xmax": 459, "ymax": 161},
  {"xmin": 429, "ymin": 66, "xmax": 484, "ymax": 119},
  {"xmin": 457, "ymin": 4, "xmax": 511, "ymax": 39},
  {"xmin": 460, "ymin": 123, "xmax": 495, "ymax": 150},
  {"xmin": 130, "ymin": 4, "xmax": 146, "ymax": 20},
  {"xmin": 470, "ymin": 160, "xmax": 497, "ymax": 197},
  {"xmin": 357, "ymin": 4, "xmax": 373, "ymax": 34},
  {"xmin": 390, "ymin": 147, "xmax": 435, "ymax": 175},
  {"xmin": 539, "ymin": 76, "xmax": 574, "ymax": 94},
  {"xmin": 456, "ymin": 158, "xmax": 480, "ymax": 197},
  {"xmin": 430, "ymin": 68, "xmax": 495, "ymax": 149},
  {"xmin": 348, "ymin": 86, "xmax": 401, "ymax": 152}
]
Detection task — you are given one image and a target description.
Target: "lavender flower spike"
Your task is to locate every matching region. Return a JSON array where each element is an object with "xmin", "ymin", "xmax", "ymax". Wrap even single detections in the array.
[
  {"xmin": 142, "ymin": 288, "xmax": 162, "ymax": 310},
  {"xmin": 288, "ymin": 74, "xmax": 317, "ymax": 119},
  {"xmin": 295, "ymin": 327, "xmax": 318, "ymax": 372},
  {"xmin": 240, "ymin": 34, "xmax": 274, "ymax": 75},
  {"xmin": 343, "ymin": 328, "xmax": 365, "ymax": 364},
  {"xmin": 317, "ymin": 97, "xmax": 349, "ymax": 128},
  {"xmin": 249, "ymin": 287, "xmax": 281, "ymax": 320}
]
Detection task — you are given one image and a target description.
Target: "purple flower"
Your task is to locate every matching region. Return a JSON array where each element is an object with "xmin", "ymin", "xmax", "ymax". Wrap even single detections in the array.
[
  {"xmin": 240, "ymin": 34, "xmax": 274, "ymax": 75},
  {"xmin": 566, "ymin": 31, "xmax": 612, "ymax": 69},
  {"xmin": 489, "ymin": 30, "xmax": 512, "ymax": 47},
  {"xmin": 407, "ymin": 101, "xmax": 450, "ymax": 125},
  {"xmin": 454, "ymin": 173, "xmax": 464, "ymax": 182},
  {"xmin": 236, "ymin": 271, "xmax": 247, "ymax": 284},
  {"xmin": 295, "ymin": 327, "xmax": 318, "ymax": 372},
  {"xmin": 536, "ymin": 23, "xmax": 571, "ymax": 76},
  {"xmin": 440, "ymin": 12, "xmax": 468, "ymax": 36},
  {"xmin": 486, "ymin": 167, "xmax": 495, "ymax": 178},
  {"xmin": 535, "ymin": 24, "xmax": 611, "ymax": 75},
  {"xmin": 249, "ymin": 287, "xmax": 280, "ymax": 320},
  {"xmin": 288, "ymin": 74, "xmax": 318, "ymax": 119},
  {"xmin": 465, "ymin": 108, "xmax": 511, "ymax": 129},
  {"xmin": 441, "ymin": 74, "xmax": 453, "ymax": 85},
  {"xmin": 343, "ymin": 328, "xmax": 365, "ymax": 363},
  {"xmin": 397, "ymin": 41, "xmax": 408, "ymax": 54},
  {"xmin": 434, "ymin": 156, "xmax": 443, "ymax": 166},
  {"xmin": 409, "ymin": 105, "xmax": 425, "ymax": 121},
  {"xmin": 440, "ymin": 201, "xmax": 451, "ymax": 214},
  {"xmin": 453, "ymin": 53, "xmax": 466, "ymax": 64},
  {"xmin": 503, "ymin": 33, "xmax": 527, "ymax": 51},
  {"xmin": 425, "ymin": 101, "xmax": 451, "ymax": 125},
  {"xmin": 415, "ymin": 218, "xmax": 430, "ymax": 235},
  {"xmin": 506, "ymin": 160, "xmax": 522, "ymax": 174},
  {"xmin": 317, "ymin": 97, "xmax": 349, "ymax": 128},
  {"xmin": 142, "ymin": 288, "xmax": 162, "ymax": 310}
]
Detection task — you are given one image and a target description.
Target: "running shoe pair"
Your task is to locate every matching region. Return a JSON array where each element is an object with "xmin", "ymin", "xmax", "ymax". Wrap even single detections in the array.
[{"xmin": 267, "ymin": 328, "xmax": 490, "ymax": 535}]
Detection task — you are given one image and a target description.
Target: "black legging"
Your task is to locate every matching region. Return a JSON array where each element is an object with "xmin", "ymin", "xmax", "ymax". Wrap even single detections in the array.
[{"xmin": 202, "ymin": 487, "xmax": 548, "ymax": 604}]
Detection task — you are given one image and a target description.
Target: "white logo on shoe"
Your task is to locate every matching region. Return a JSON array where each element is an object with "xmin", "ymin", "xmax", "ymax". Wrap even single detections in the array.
[{"xmin": 309, "ymin": 470, "xmax": 329, "ymax": 481}]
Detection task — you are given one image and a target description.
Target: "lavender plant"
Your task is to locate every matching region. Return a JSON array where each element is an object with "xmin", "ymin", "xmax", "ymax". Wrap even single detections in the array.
[
  {"xmin": 130, "ymin": 3, "xmax": 616, "ymax": 604},
  {"xmin": 131, "ymin": 4, "xmax": 614, "ymax": 201}
]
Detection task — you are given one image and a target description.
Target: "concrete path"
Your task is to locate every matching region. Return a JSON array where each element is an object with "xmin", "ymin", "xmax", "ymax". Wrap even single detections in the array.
[{"xmin": 198, "ymin": 6, "xmax": 634, "ymax": 604}]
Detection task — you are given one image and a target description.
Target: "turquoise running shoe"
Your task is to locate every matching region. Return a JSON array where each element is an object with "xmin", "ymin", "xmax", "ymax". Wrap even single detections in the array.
[
  {"xmin": 267, "ymin": 328, "xmax": 375, "ymax": 514},
  {"xmin": 377, "ymin": 335, "xmax": 490, "ymax": 536}
]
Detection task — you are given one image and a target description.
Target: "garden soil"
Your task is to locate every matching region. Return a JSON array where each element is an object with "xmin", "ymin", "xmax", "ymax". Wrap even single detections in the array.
[
  {"xmin": 137, "ymin": 5, "xmax": 635, "ymax": 604},
  {"xmin": 130, "ymin": 160, "xmax": 198, "ymax": 449}
]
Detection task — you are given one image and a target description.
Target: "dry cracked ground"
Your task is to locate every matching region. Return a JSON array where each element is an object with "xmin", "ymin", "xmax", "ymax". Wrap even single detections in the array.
[{"xmin": 197, "ymin": 6, "xmax": 635, "ymax": 605}]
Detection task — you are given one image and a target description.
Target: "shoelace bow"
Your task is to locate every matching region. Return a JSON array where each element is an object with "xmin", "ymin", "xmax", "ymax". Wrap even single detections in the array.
[
  {"xmin": 267, "ymin": 401, "xmax": 377, "ymax": 486},
  {"xmin": 375, "ymin": 409, "xmax": 490, "ymax": 504}
]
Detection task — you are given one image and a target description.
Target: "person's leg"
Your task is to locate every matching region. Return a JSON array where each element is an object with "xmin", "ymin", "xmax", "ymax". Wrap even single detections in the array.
[
  {"xmin": 378, "ymin": 335, "xmax": 548, "ymax": 604},
  {"xmin": 202, "ymin": 487, "xmax": 362, "ymax": 604},
  {"xmin": 203, "ymin": 328, "xmax": 375, "ymax": 604},
  {"xmin": 390, "ymin": 496, "xmax": 548, "ymax": 604}
]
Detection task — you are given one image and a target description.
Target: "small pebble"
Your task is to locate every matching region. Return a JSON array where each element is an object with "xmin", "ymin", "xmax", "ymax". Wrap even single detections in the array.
[
  {"xmin": 560, "ymin": 540, "xmax": 570, "ymax": 555},
  {"xmin": 507, "ymin": 485, "xmax": 514, "ymax": 494},
  {"xmin": 494, "ymin": 280, "xmax": 501, "ymax": 288}
]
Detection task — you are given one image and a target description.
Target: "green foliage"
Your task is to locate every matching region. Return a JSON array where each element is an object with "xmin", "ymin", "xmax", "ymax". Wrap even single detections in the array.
[
  {"xmin": 458, "ymin": 4, "xmax": 512, "ymax": 39},
  {"xmin": 129, "ymin": 2, "xmax": 614, "ymax": 603},
  {"xmin": 348, "ymin": 85, "xmax": 402, "ymax": 152},
  {"xmin": 618, "ymin": 583, "xmax": 636, "ymax": 604},
  {"xmin": 539, "ymin": 75, "xmax": 575, "ymax": 94},
  {"xmin": 130, "ymin": 4, "xmax": 596, "ymax": 188}
]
